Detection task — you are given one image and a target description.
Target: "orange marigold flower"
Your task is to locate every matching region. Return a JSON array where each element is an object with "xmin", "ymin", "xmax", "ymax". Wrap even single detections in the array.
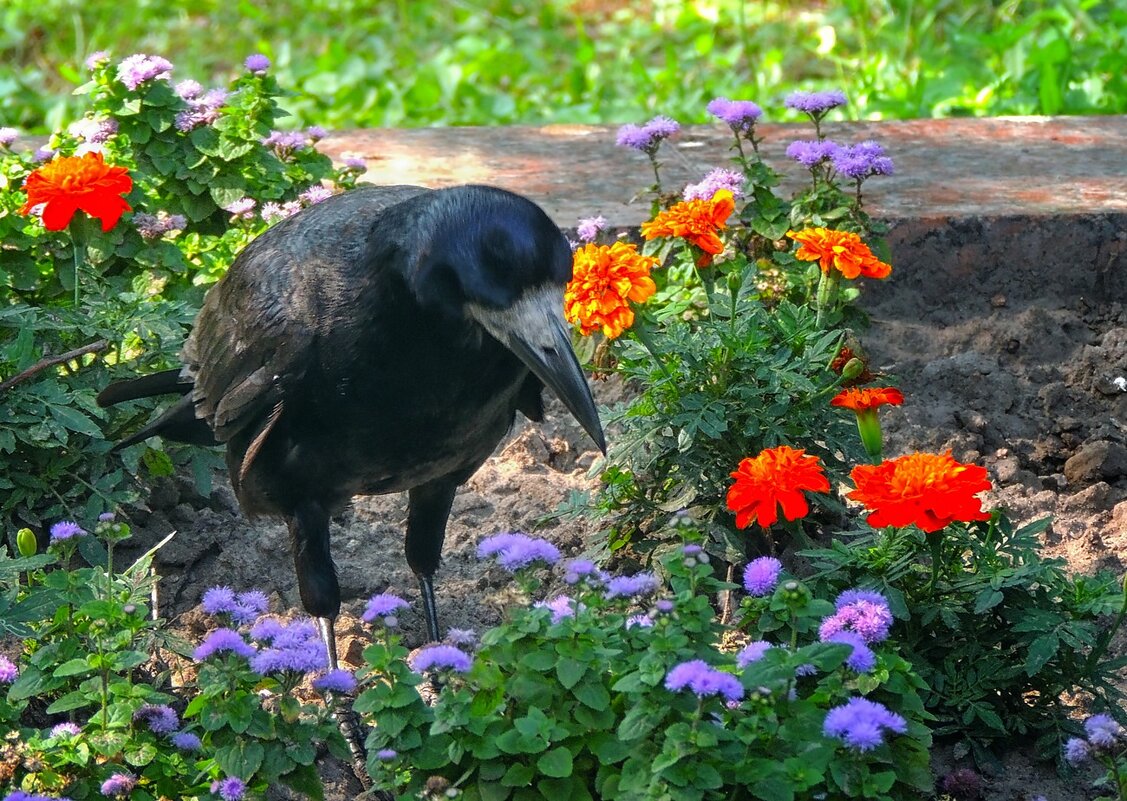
[
  {"xmin": 20, "ymin": 151, "xmax": 132, "ymax": 232},
  {"xmin": 640, "ymin": 189, "xmax": 735, "ymax": 257},
  {"xmin": 564, "ymin": 241, "xmax": 658, "ymax": 339},
  {"xmin": 831, "ymin": 387, "xmax": 904, "ymax": 412},
  {"xmin": 848, "ymin": 451, "xmax": 992, "ymax": 533},
  {"xmin": 787, "ymin": 227, "xmax": 891, "ymax": 279},
  {"xmin": 726, "ymin": 445, "xmax": 831, "ymax": 529}
]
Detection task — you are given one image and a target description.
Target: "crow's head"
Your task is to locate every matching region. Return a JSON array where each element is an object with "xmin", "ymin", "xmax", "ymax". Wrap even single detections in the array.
[{"xmin": 408, "ymin": 185, "xmax": 604, "ymax": 453}]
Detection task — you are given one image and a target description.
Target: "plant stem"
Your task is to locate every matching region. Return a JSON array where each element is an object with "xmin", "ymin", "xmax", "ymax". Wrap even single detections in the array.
[{"xmin": 927, "ymin": 534, "xmax": 944, "ymax": 597}]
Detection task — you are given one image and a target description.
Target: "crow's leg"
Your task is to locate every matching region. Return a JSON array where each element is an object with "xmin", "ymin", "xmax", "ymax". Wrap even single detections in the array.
[
  {"xmin": 405, "ymin": 479, "xmax": 458, "ymax": 643},
  {"xmin": 289, "ymin": 501, "xmax": 370, "ymax": 790}
]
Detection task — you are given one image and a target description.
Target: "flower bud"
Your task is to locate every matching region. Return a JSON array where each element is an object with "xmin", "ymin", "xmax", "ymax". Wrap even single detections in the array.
[
  {"xmin": 16, "ymin": 528, "xmax": 37, "ymax": 557},
  {"xmin": 840, "ymin": 357, "xmax": 866, "ymax": 380}
]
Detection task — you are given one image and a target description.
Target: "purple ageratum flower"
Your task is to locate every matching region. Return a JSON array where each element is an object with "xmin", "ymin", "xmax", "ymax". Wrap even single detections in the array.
[
  {"xmin": 604, "ymin": 572, "xmax": 658, "ymax": 599},
  {"xmin": 706, "ymin": 97, "xmax": 763, "ymax": 134},
  {"xmin": 785, "ymin": 89, "xmax": 847, "ymax": 116},
  {"xmin": 823, "ymin": 697, "xmax": 907, "ymax": 751},
  {"xmin": 131, "ymin": 211, "xmax": 168, "ymax": 239},
  {"xmin": 834, "ymin": 588, "xmax": 890, "ymax": 610},
  {"xmin": 299, "ymin": 185, "xmax": 334, "ymax": 205},
  {"xmin": 615, "ymin": 115, "xmax": 680, "ymax": 154},
  {"xmin": 562, "ymin": 558, "xmax": 600, "ymax": 585},
  {"xmin": 362, "ymin": 593, "xmax": 410, "ymax": 624},
  {"xmin": 116, "ymin": 53, "xmax": 173, "ymax": 91},
  {"xmin": 98, "ymin": 511, "xmax": 116, "ymax": 523},
  {"xmin": 743, "ymin": 556, "xmax": 783, "ymax": 597},
  {"xmin": 306, "ymin": 126, "xmax": 327, "ymax": 141},
  {"xmin": 261, "ymin": 201, "xmax": 299, "ymax": 223},
  {"xmin": 67, "ymin": 117, "xmax": 118, "ymax": 144},
  {"xmin": 50, "ymin": 721, "xmax": 81, "ymax": 737},
  {"xmin": 445, "ymin": 627, "xmax": 476, "ymax": 646},
  {"xmin": 825, "ymin": 630, "xmax": 876, "ymax": 673},
  {"xmin": 409, "ymin": 644, "xmax": 473, "ymax": 674},
  {"xmin": 683, "ymin": 167, "xmax": 745, "ymax": 202},
  {"xmin": 785, "ymin": 139, "xmax": 841, "ymax": 169},
  {"xmin": 477, "ymin": 532, "xmax": 528, "ymax": 557},
  {"xmin": 654, "ymin": 598, "xmax": 674, "ymax": 613},
  {"xmin": 832, "ymin": 141, "xmax": 894, "ymax": 180},
  {"xmin": 343, "ymin": 156, "xmax": 367, "ymax": 170},
  {"xmin": 85, "ymin": 50, "xmax": 111, "ymax": 69},
  {"xmin": 100, "ymin": 772, "xmax": 136, "ymax": 797},
  {"xmin": 201, "ymin": 586, "xmax": 238, "ymax": 616},
  {"xmin": 224, "ymin": 197, "xmax": 257, "ymax": 218},
  {"xmin": 6, "ymin": 794, "xmax": 73, "ymax": 801},
  {"xmin": 575, "ymin": 215, "xmax": 607, "ymax": 242},
  {"xmin": 645, "ymin": 115, "xmax": 680, "ymax": 139},
  {"xmin": 193, "ymin": 628, "xmax": 256, "ymax": 661},
  {"xmin": 231, "ymin": 590, "xmax": 270, "ymax": 625},
  {"xmin": 0, "ymin": 654, "xmax": 17, "ymax": 683},
  {"xmin": 664, "ymin": 660, "xmax": 743, "ymax": 702},
  {"xmin": 248, "ymin": 617, "xmax": 287, "ymax": 641},
  {"xmin": 376, "ymin": 748, "xmax": 398, "ymax": 761},
  {"xmin": 132, "ymin": 703, "xmax": 179, "ymax": 734},
  {"xmin": 0, "ymin": 127, "xmax": 19, "ymax": 147},
  {"xmin": 210, "ymin": 777, "xmax": 247, "ymax": 801},
  {"xmin": 819, "ymin": 597, "xmax": 894, "ymax": 644},
  {"xmin": 313, "ymin": 668, "xmax": 357, "ymax": 694},
  {"xmin": 262, "ymin": 129, "xmax": 308, "ymax": 158},
  {"xmin": 736, "ymin": 640, "xmax": 773, "ymax": 668},
  {"xmin": 535, "ymin": 594, "xmax": 581, "ymax": 624},
  {"xmin": 251, "ymin": 637, "xmax": 328, "ymax": 676},
  {"xmin": 1084, "ymin": 713, "xmax": 1124, "ymax": 748},
  {"xmin": 175, "ymin": 88, "xmax": 228, "ymax": 132},
  {"xmin": 682, "ymin": 544, "xmax": 702, "ymax": 556},
  {"xmin": 175, "ymin": 79, "xmax": 203, "ymax": 100},
  {"xmin": 49, "ymin": 521, "xmax": 87, "ymax": 543},
  {"xmin": 497, "ymin": 537, "xmax": 560, "ymax": 571},
  {"xmin": 245, "ymin": 53, "xmax": 271, "ymax": 73},
  {"xmin": 171, "ymin": 731, "xmax": 202, "ymax": 751},
  {"xmin": 625, "ymin": 614, "xmax": 654, "ymax": 629},
  {"xmin": 1064, "ymin": 736, "xmax": 1091, "ymax": 765}
]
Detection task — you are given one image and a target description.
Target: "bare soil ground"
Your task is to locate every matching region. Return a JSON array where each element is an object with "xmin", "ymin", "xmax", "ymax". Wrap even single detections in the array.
[{"xmin": 119, "ymin": 220, "xmax": 1127, "ymax": 800}]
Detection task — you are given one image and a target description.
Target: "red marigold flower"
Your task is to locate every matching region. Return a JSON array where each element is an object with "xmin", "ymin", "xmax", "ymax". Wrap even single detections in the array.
[
  {"xmin": 787, "ymin": 227, "xmax": 891, "ymax": 279},
  {"xmin": 19, "ymin": 151, "xmax": 132, "ymax": 232},
  {"xmin": 564, "ymin": 241, "xmax": 658, "ymax": 339},
  {"xmin": 640, "ymin": 189, "xmax": 736, "ymax": 257},
  {"xmin": 726, "ymin": 445, "xmax": 831, "ymax": 529},
  {"xmin": 848, "ymin": 451, "xmax": 992, "ymax": 533},
  {"xmin": 831, "ymin": 387, "xmax": 904, "ymax": 412}
]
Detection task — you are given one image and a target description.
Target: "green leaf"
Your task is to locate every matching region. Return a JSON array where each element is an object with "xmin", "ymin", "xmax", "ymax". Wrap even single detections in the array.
[
  {"xmin": 537, "ymin": 746, "xmax": 574, "ymax": 778},
  {"xmin": 48, "ymin": 404, "xmax": 103, "ymax": 437},
  {"xmin": 45, "ymin": 689, "xmax": 94, "ymax": 714},
  {"xmin": 556, "ymin": 657, "xmax": 586, "ymax": 689},
  {"xmin": 53, "ymin": 657, "xmax": 94, "ymax": 677},
  {"xmin": 501, "ymin": 763, "xmax": 534, "ymax": 787},
  {"xmin": 572, "ymin": 680, "xmax": 610, "ymax": 711},
  {"xmin": 215, "ymin": 739, "xmax": 265, "ymax": 778},
  {"xmin": 1025, "ymin": 633, "xmax": 1060, "ymax": 676},
  {"xmin": 973, "ymin": 588, "xmax": 1004, "ymax": 613}
]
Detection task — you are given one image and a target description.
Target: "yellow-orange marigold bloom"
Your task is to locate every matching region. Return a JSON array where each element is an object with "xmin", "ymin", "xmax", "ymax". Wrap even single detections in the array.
[
  {"xmin": 787, "ymin": 227, "xmax": 891, "ymax": 279},
  {"xmin": 831, "ymin": 387, "xmax": 905, "ymax": 412},
  {"xmin": 19, "ymin": 151, "xmax": 133, "ymax": 232},
  {"xmin": 640, "ymin": 189, "xmax": 736, "ymax": 257},
  {"xmin": 726, "ymin": 445, "xmax": 831, "ymax": 529},
  {"xmin": 564, "ymin": 241, "xmax": 658, "ymax": 339},
  {"xmin": 848, "ymin": 451, "xmax": 992, "ymax": 533}
]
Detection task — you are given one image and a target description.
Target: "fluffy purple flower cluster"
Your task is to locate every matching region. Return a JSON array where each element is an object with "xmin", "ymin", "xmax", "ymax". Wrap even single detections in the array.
[
  {"xmin": 5, "ymin": 794, "xmax": 73, "ymax": 801},
  {"xmin": 174, "ymin": 88, "xmax": 228, "ymax": 132},
  {"xmin": 818, "ymin": 589, "xmax": 893, "ymax": 644},
  {"xmin": 133, "ymin": 211, "xmax": 187, "ymax": 241},
  {"xmin": 785, "ymin": 139, "xmax": 840, "ymax": 169},
  {"xmin": 409, "ymin": 644, "xmax": 473, "ymax": 674},
  {"xmin": 625, "ymin": 614, "xmax": 654, "ymax": 630},
  {"xmin": 445, "ymin": 627, "xmax": 476, "ymax": 646},
  {"xmin": 743, "ymin": 556, "xmax": 783, "ymax": 596},
  {"xmin": 0, "ymin": 655, "xmax": 17, "ymax": 683},
  {"xmin": 50, "ymin": 722, "xmax": 81, "ymax": 738},
  {"xmin": 171, "ymin": 731, "xmax": 202, "ymax": 751},
  {"xmin": 604, "ymin": 572, "xmax": 658, "ymax": 599},
  {"xmin": 0, "ymin": 127, "xmax": 17, "ymax": 148},
  {"xmin": 477, "ymin": 532, "xmax": 560, "ymax": 571},
  {"xmin": 735, "ymin": 640, "xmax": 773, "ymax": 668},
  {"xmin": 132, "ymin": 703, "xmax": 179, "ymax": 734},
  {"xmin": 299, "ymin": 185, "xmax": 334, "ymax": 205},
  {"xmin": 824, "ymin": 630, "xmax": 876, "ymax": 673},
  {"xmin": 562, "ymin": 558, "xmax": 602, "ymax": 586},
  {"xmin": 175, "ymin": 79, "xmax": 203, "ymax": 100},
  {"xmin": 193, "ymin": 627, "xmax": 256, "ymax": 661},
  {"xmin": 683, "ymin": 167, "xmax": 745, "ymax": 202},
  {"xmin": 1065, "ymin": 713, "xmax": 1126, "ymax": 765},
  {"xmin": 832, "ymin": 141, "xmax": 894, "ymax": 179},
  {"xmin": 534, "ymin": 594, "xmax": 582, "ymax": 624},
  {"xmin": 223, "ymin": 197, "xmax": 257, "ymax": 218},
  {"xmin": 245, "ymin": 53, "xmax": 271, "ymax": 73},
  {"xmin": 575, "ymin": 215, "xmax": 607, "ymax": 243},
  {"xmin": 664, "ymin": 659, "xmax": 743, "ymax": 702},
  {"xmin": 85, "ymin": 50, "xmax": 111, "ymax": 70},
  {"xmin": 262, "ymin": 129, "xmax": 309, "ymax": 158},
  {"xmin": 249, "ymin": 618, "xmax": 328, "ymax": 676},
  {"xmin": 49, "ymin": 520, "xmax": 86, "ymax": 543},
  {"xmin": 785, "ymin": 89, "xmax": 847, "ymax": 116},
  {"xmin": 100, "ymin": 772, "xmax": 137, "ymax": 798},
  {"xmin": 823, "ymin": 697, "xmax": 907, "ymax": 751},
  {"xmin": 313, "ymin": 668, "xmax": 357, "ymax": 694},
  {"xmin": 616, "ymin": 116, "xmax": 680, "ymax": 154},
  {"xmin": 362, "ymin": 592, "xmax": 409, "ymax": 625},
  {"xmin": 201, "ymin": 586, "xmax": 270, "ymax": 625},
  {"xmin": 211, "ymin": 777, "xmax": 247, "ymax": 801},
  {"xmin": 706, "ymin": 97, "xmax": 762, "ymax": 134},
  {"xmin": 261, "ymin": 200, "xmax": 303, "ymax": 223},
  {"xmin": 116, "ymin": 53, "xmax": 173, "ymax": 91},
  {"xmin": 67, "ymin": 117, "xmax": 118, "ymax": 144}
]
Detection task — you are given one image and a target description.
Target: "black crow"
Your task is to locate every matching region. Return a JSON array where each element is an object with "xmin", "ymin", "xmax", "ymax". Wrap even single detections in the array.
[{"xmin": 98, "ymin": 184, "xmax": 605, "ymax": 656}]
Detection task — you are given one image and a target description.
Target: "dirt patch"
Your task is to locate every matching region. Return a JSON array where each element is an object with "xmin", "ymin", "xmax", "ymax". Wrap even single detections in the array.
[{"xmin": 117, "ymin": 215, "xmax": 1127, "ymax": 800}]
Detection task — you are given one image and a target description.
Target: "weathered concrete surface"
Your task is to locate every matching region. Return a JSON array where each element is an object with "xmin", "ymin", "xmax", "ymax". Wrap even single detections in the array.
[{"xmin": 317, "ymin": 117, "xmax": 1127, "ymax": 228}]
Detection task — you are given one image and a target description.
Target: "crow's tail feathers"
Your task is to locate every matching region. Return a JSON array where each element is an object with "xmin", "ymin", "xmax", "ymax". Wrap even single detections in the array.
[{"xmin": 97, "ymin": 369, "xmax": 219, "ymax": 451}]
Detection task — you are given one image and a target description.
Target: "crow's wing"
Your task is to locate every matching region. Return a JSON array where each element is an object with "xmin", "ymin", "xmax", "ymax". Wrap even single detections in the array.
[{"xmin": 182, "ymin": 185, "xmax": 431, "ymax": 444}]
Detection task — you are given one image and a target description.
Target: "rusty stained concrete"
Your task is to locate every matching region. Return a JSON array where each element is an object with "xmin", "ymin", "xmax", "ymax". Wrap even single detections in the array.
[{"xmin": 318, "ymin": 116, "xmax": 1127, "ymax": 229}]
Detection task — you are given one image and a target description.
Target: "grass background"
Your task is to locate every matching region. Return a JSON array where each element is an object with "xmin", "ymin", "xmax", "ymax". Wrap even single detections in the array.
[{"xmin": 2, "ymin": 0, "xmax": 1125, "ymax": 133}]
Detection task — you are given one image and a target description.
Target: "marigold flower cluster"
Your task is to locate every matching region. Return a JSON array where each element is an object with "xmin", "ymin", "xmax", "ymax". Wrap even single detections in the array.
[
  {"xmin": 564, "ymin": 241, "xmax": 658, "ymax": 340},
  {"xmin": 640, "ymin": 189, "xmax": 736, "ymax": 261},
  {"xmin": 19, "ymin": 151, "xmax": 133, "ymax": 232},
  {"xmin": 787, "ymin": 227, "xmax": 891, "ymax": 279},
  {"xmin": 830, "ymin": 387, "xmax": 904, "ymax": 412},
  {"xmin": 726, "ymin": 445, "xmax": 830, "ymax": 529},
  {"xmin": 848, "ymin": 451, "xmax": 992, "ymax": 533}
]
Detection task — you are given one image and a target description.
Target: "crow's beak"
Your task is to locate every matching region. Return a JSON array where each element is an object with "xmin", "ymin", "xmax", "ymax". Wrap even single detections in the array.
[{"xmin": 469, "ymin": 286, "xmax": 606, "ymax": 453}]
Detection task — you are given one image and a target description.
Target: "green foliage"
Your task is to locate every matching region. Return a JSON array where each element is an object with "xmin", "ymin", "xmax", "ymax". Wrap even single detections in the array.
[
  {"xmin": 3, "ymin": 1, "xmax": 1127, "ymax": 133},
  {"xmin": 803, "ymin": 511, "xmax": 1127, "ymax": 766},
  {"xmin": 355, "ymin": 540, "xmax": 933, "ymax": 800},
  {"xmin": 0, "ymin": 55, "xmax": 348, "ymax": 527}
]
